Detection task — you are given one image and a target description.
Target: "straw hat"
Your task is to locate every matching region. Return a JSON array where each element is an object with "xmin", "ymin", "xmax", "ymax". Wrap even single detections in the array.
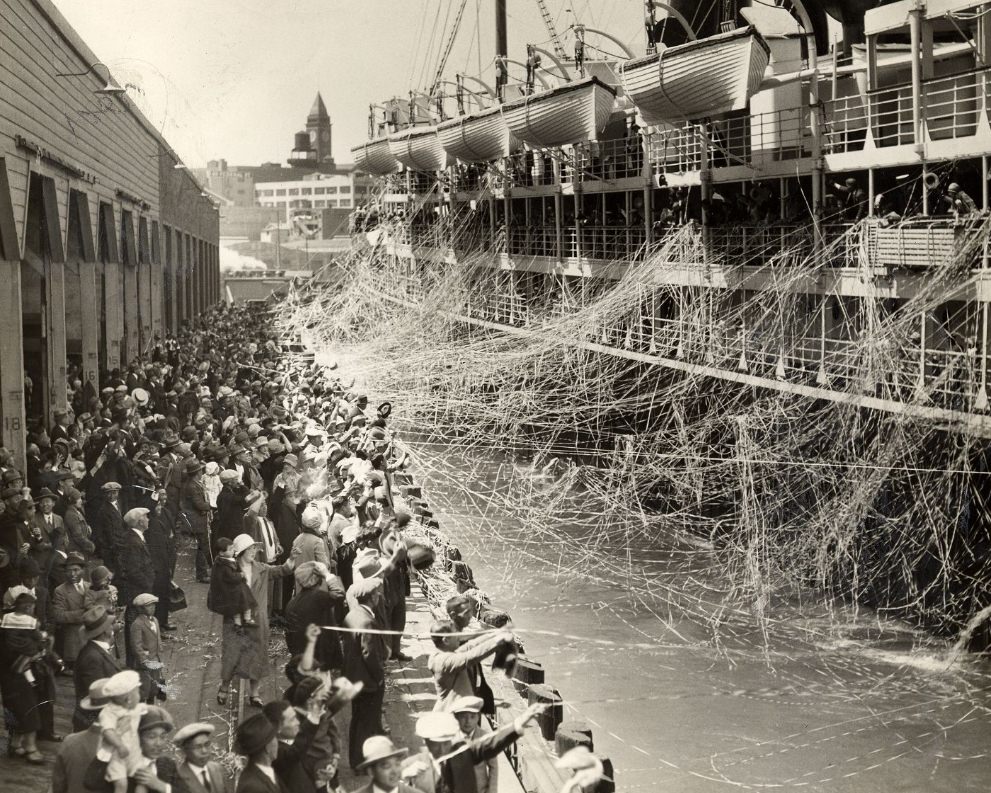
[
  {"xmin": 355, "ymin": 736, "xmax": 408, "ymax": 770},
  {"xmin": 80, "ymin": 678, "xmax": 113, "ymax": 711}
]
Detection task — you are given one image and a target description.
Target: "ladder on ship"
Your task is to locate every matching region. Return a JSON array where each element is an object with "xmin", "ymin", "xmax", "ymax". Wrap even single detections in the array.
[{"xmin": 534, "ymin": 0, "xmax": 569, "ymax": 62}]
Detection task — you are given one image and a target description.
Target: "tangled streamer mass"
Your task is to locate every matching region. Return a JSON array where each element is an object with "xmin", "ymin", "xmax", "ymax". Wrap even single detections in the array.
[{"xmin": 275, "ymin": 195, "xmax": 991, "ymax": 652}]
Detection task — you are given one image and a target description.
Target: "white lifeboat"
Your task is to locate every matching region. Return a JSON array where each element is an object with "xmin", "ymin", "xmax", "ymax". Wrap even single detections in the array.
[
  {"xmin": 500, "ymin": 76, "xmax": 617, "ymax": 148},
  {"xmin": 620, "ymin": 26, "xmax": 771, "ymax": 123},
  {"xmin": 350, "ymin": 137, "xmax": 399, "ymax": 175},
  {"xmin": 388, "ymin": 126, "xmax": 451, "ymax": 172},
  {"xmin": 437, "ymin": 105, "xmax": 520, "ymax": 163}
]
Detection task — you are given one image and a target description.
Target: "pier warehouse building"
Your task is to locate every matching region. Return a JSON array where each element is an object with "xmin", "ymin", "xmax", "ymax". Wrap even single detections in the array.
[{"xmin": 0, "ymin": 0, "xmax": 220, "ymax": 469}]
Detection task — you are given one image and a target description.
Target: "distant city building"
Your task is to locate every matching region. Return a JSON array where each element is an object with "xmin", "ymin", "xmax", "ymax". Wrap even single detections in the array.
[
  {"xmin": 255, "ymin": 171, "xmax": 374, "ymax": 218},
  {"xmin": 200, "ymin": 94, "xmax": 372, "ymax": 240}
]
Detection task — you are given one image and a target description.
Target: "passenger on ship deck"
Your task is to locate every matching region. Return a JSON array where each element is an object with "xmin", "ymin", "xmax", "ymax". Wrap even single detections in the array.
[
  {"xmin": 943, "ymin": 182, "xmax": 978, "ymax": 217},
  {"xmin": 834, "ymin": 177, "xmax": 867, "ymax": 222}
]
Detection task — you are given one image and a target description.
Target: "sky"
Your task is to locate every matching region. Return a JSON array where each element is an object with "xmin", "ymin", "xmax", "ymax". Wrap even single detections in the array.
[{"xmin": 52, "ymin": 0, "xmax": 644, "ymax": 169}]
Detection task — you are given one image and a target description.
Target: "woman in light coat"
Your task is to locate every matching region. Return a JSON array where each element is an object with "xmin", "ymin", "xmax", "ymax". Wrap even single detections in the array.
[{"xmin": 216, "ymin": 534, "xmax": 291, "ymax": 708}]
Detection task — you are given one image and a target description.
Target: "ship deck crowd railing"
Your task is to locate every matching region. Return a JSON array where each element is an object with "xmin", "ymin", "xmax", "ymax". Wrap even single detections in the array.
[
  {"xmin": 453, "ymin": 280, "xmax": 989, "ymax": 411},
  {"xmin": 563, "ymin": 137, "xmax": 646, "ymax": 184},
  {"xmin": 389, "ymin": 212, "xmax": 984, "ymax": 273},
  {"xmin": 564, "ymin": 226, "xmax": 649, "ymax": 260},
  {"xmin": 705, "ymin": 224, "xmax": 814, "ymax": 267}
]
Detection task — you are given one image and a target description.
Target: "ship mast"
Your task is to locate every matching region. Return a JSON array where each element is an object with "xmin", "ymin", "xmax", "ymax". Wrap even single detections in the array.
[{"xmin": 495, "ymin": 0, "xmax": 508, "ymax": 100}]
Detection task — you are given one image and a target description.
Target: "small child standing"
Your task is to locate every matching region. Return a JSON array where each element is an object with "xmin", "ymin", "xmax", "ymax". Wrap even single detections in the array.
[
  {"xmin": 129, "ymin": 593, "xmax": 166, "ymax": 704},
  {"xmin": 207, "ymin": 537, "xmax": 258, "ymax": 628},
  {"xmin": 98, "ymin": 670, "xmax": 150, "ymax": 793}
]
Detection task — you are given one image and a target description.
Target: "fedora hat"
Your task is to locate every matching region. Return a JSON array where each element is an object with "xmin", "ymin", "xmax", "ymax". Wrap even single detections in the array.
[
  {"xmin": 64, "ymin": 552, "xmax": 87, "ymax": 569},
  {"xmin": 353, "ymin": 548, "xmax": 382, "ymax": 580},
  {"xmin": 36, "ymin": 488, "xmax": 59, "ymax": 502},
  {"xmin": 184, "ymin": 458, "xmax": 205, "ymax": 475},
  {"xmin": 80, "ymin": 677, "xmax": 113, "ymax": 710},
  {"xmin": 82, "ymin": 605, "xmax": 112, "ymax": 641},
  {"xmin": 356, "ymin": 736, "xmax": 408, "ymax": 770},
  {"xmin": 234, "ymin": 713, "xmax": 278, "ymax": 756}
]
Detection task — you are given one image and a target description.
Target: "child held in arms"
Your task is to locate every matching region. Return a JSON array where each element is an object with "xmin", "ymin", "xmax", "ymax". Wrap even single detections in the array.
[
  {"xmin": 207, "ymin": 537, "xmax": 258, "ymax": 629},
  {"xmin": 98, "ymin": 670, "xmax": 150, "ymax": 793}
]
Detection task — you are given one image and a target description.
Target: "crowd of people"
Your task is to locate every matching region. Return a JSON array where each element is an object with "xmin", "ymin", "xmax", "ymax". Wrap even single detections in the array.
[{"xmin": 0, "ymin": 303, "xmax": 549, "ymax": 793}]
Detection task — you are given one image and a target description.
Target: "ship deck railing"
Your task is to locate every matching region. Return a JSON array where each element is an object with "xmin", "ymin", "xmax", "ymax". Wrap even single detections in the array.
[
  {"xmin": 824, "ymin": 65, "xmax": 991, "ymax": 153},
  {"xmin": 392, "ymin": 212, "xmax": 982, "ymax": 271},
  {"xmin": 458, "ymin": 287, "xmax": 988, "ymax": 410},
  {"xmin": 563, "ymin": 137, "xmax": 646, "ymax": 184}
]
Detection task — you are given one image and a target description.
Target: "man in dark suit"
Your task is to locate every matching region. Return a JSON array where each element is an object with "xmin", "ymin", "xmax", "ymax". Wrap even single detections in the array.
[
  {"xmin": 144, "ymin": 498, "xmax": 177, "ymax": 630},
  {"xmin": 52, "ymin": 678, "xmax": 109, "ymax": 793},
  {"xmin": 261, "ymin": 699, "xmax": 324, "ymax": 793},
  {"xmin": 51, "ymin": 551, "xmax": 90, "ymax": 666},
  {"xmin": 343, "ymin": 577, "xmax": 388, "ymax": 770},
  {"xmin": 180, "ymin": 458, "xmax": 212, "ymax": 582},
  {"xmin": 32, "ymin": 487, "xmax": 65, "ymax": 588},
  {"xmin": 72, "ymin": 606, "xmax": 122, "ymax": 731},
  {"xmin": 114, "ymin": 508, "xmax": 155, "ymax": 667},
  {"xmin": 87, "ymin": 481, "xmax": 125, "ymax": 571},
  {"xmin": 50, "ymin": 409, "xmax": 72, "ymax": 446},
  {"xmin": 175, "ymin": 723, "xmax": 234, "ymax": 793},
  {"xmin": 234, "ymin": 713, "xmax": 287, "ymax": 793}
]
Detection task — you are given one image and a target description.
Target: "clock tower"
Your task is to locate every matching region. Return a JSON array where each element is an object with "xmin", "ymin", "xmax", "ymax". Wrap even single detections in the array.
[{"xmin": 306, "ymin": 92, "xmax": 333, "ymax": 165}]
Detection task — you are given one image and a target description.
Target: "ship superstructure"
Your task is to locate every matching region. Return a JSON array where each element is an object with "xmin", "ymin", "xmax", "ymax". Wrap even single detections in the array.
[
  {"xmin": 317, "ymin": 0, "xmax": 991, "ymax": 641},
  {"xmin": 349, "ymin": 0, "xmax": 991, "ymax": 430}
]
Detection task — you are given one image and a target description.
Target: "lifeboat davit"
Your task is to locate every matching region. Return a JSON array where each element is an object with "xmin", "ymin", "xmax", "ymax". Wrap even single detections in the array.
[
  {"xmin": 437, "ymin": 106, "xmax": 520, "ymax": 163},
  {"xmin": 500, "ymin": 76, "xmax": 617, "ymax": 148},
  {"xmin": 620, "ymin": 26, "xmax": 771, "ymax": 123},
  {"xmin": 388, "ymin": 126, "xmax": 451, "ymax": 172},
  {"xmin": 350, "ymin": 137, "xmax": 398, "ymax": 175}
]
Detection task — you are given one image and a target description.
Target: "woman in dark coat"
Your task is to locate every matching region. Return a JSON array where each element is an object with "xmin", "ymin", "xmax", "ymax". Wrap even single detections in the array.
[
  {"xmin": 143, "ymin": 497, "xmax": 176, "ymax": 630},
  {"xmin": 284, "ymin": 562, "xmax": 345, "ymax": 672},
  {"xmin": 0, "ymin": 591, "xmax": 57, "ymax": 762},
  {"xmin": 213, "ymin": 472, "xmax": 257, "ymax": 549}
]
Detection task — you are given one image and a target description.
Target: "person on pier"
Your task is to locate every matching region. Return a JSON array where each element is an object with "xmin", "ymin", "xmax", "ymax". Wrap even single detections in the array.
[
  {"xmin": 174, "ymin": 723, "xmax": 234, "ymax": 793},
  {"xmin": 402, "ymin": 706, "xmax": 544, "ymax": 793}
]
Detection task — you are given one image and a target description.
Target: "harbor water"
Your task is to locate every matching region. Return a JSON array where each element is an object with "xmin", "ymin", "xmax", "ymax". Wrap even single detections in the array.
[
  {"xmin": 320, "ymin": 344, "xmax": 990, "ymax": 792},
  {"xmin": 414, "ymin": 447, "xmax": 991, "ymax": 792}
]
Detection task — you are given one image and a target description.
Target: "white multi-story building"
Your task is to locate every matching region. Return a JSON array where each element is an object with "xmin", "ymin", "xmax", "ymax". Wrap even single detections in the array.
[{"xmin": 255, "ymin": 172, "xmax": 375, "ymax": 219}]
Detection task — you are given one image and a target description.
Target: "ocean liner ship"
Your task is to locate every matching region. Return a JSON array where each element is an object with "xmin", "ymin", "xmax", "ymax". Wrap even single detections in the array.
[{"xmin": 328, "ymin": 0, "xmax": 991, "ymax": 643}]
